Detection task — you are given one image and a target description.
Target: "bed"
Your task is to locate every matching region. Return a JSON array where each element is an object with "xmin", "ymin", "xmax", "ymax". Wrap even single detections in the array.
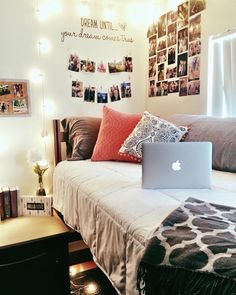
[{"xmin": 52, "ymin": 108, "xmax": 236, "ymax": 295}]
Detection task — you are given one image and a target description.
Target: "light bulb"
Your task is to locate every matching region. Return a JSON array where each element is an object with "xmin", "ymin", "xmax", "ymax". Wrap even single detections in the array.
[
  {"xmin": 42, "ymin": 99, "xmax": 56, "ymax": 116},
  {"xmin": 69, "ymin": 266, "xmax": 77, "ymax": 277},
  {"xmin": 36, "ymin": 0, "xmax": 62, "ymax": 21},
  {"xmin": 85, "ymin": 282, "xmax": 98, "ymax": 294},
  {"xmin": 0, "ymin": 138, "xmax": 8, "ymax": 154},
  {"xmin": 36, "ymin": 6, "xmax": 50, "ymax": 22},
  {"xmin": 41, "ymin": 130, "xmax": 49, "ymax": 145},
  {"xmin": 103, "ymin": 6, "xmax": 116, "ymax": 21},
  {"xmin": 38, "ymin": 38, "xmax": 51, "ymax": 54},
  {"xmin": 30, "ymin": 69, "xmax": 43, "ymax": 83},
  {"xmin": 76, "ymin": 2, "xmax": 90, "ymax": 17}
]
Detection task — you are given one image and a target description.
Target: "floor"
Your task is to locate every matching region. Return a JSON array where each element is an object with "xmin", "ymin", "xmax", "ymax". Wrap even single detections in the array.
[{"xmin": 68, "ymin": 236, "xmax": 119, "ymax": 295}]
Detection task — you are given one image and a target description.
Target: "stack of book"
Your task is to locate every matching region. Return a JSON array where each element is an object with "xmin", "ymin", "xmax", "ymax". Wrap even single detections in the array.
[{"xmin": 0, "ymin": 186, "xmax": 19, "ymax": 221}]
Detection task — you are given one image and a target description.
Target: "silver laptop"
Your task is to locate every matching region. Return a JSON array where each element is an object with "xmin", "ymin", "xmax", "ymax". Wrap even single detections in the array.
[{"xmin": 142, "ymin": 142, "xmax": 212, "ymax": 189}]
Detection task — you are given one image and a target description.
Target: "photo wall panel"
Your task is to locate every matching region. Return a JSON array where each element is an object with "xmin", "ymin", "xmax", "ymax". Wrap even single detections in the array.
[
  {"xmin": 0, "ymin": 79, "xmax": 30, "ymax": 116},
  {"xmin": 68, "ymin": 53, "xmax": 133, "ymax": 104},
  {"xmin": 147, "ymin": 0, "xmax": 206, "ymax": 98}
]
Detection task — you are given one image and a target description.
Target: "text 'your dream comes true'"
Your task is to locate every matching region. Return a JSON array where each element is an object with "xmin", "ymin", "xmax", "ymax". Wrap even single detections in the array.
[{"xmin": 61, "ymin": 29, "xmax": 134, "ymax": 43}]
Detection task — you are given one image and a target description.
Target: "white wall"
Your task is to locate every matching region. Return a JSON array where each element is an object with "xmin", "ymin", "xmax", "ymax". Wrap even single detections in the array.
[
  {"xmin": 146, "ymin": 0, "xmax": 236, "ymax": 118},
  {"xmin": 1, "ymin": 0, "xmax": 236, "ymax": 195},
  {"xmin": 0, "ymin": 0, "xmax": 150, "ymax": 194}
]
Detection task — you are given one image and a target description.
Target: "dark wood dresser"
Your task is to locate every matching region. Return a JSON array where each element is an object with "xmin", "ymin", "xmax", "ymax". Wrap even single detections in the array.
[{"xmin": 0, "ymin": 215, "xmax": 70, "ymax": 295}]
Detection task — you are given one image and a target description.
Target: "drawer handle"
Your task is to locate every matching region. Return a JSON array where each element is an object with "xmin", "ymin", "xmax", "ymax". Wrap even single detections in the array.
[{"xmin": 0, "ymin": 252, "xmax": 47, "ymax": 267}]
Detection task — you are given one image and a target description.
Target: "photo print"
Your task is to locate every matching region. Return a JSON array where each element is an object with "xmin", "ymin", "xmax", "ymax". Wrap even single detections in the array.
[
  {"xmin": 97, "ymin": 92, "xmax": 108, "ymax": 103},
  {"xmin": 166, "ymin": 66, "xmax": 177, "ymax": 79},
  {"xmin": 177, "ymin": 1, "xmax": 189, "ymax": 29},
  {"xmin": 178, "ymin": 27, "xmax": 188, "ymax": 53},
  {"xmin": 0, "ymin": 80, "xmax": 29, "ymax": 115},
  {"xmin": 168, "ymin": 80, "xmax": 179, "ymax": 93},
  {"xmin": 108, "ymin": 61, "xmax": 124, "ymax": 73},
  {"xmin": 167, "ymin": 10, "xmax": 177, "ymax": 25},
  {"xmin": 156, "ymin": 82, "xmax": 162, "ymax": 96},
  {"xmin": 157, "ymin": 36, "xmax": 167, "ymax": 51},
  {"xmin": 177, "ymin": 52, "xmax": 188, "ymax": 77},
  {"xmin": 12, "ymin": 99, "xmax": 28, "ymax": 114},
  {"xmin": 158, "ymin": 14, "xmax": 167, "ymax": 38},
  {"xmin": 179, "ymin": 77, "xmax": 188, "ymax": 96},
  {"xmin": 0, "ymin": 99, "xmax": 10, "ymax": 114},
  {"xmin": 156, "ymin": 81, "xmax": 168, "ymax": 96},
  {"xmin": 189, "ymin": 55, "xmax": 200, "ymax": 80},
  {"xmin": 68, "ymin": 53, "xmax": 80, "ymax": 72},
  {"xmin": 161, "ymin": 81, "xmax": 168, "ymax": 96},
  {"xmin": 121, "ymin": 82, "xmax": 132, "ymax": 98},
  {"xmin": 13, "ymin": 83, "xmax": 25, "ymax": 97},
  {"xmin": 158, "ymin": 63, "xmax": 165, "ymax": 81},
  {"xmin": 167, "ymin": 22, "xmax": 177, "ymax": 47},
  {"xmin": 189, "ymin": 14, "xmax": 201, "ymax": 42},
  {"xmin": 168, "ymin": 46, "xmax": 176, "ymax": 65},
  {"xmin": 188, "ymin": 79, "xmax": 200, "ymax": 95},
  {"xmin": 72, "ymin": 80, "xmax": 83, "ymax": 98},
  {"xmin": 189, "ymin": 40, "xmax": 201, "ymax": 56},
  {"xmin": 147, "ymin": 21, "xmax": 157, "ymax": 38},
  {"xmin": 84, "ymin": 85, "xmax": 96, "ymax": 102},
  {"xmin": 149, "ymin": 56, "xmax": 156, "ymax": 78},
  {"xmin": 0, "ymin": 84, "xmax": 10, "ymax": 96},
  {"xmin": 97, "ymin": 61, "xmax": 107, "ymax": 73},
  {"xmin": 148, "ymin": 80, "xmax": 156, "ymax": 97},
  {"xmin": 123, "ymin": 56, "xmax": 133, "ymax": 72},
  {"xmin": 149, "ymin": 35, "xmax": 157, "ymax": 57},
  {"xmin": 109, "ymin": 85, "xmax": 121, "ymax": 102},
  {"xmin": 80, "ymin": 60, "xmax": 96, "ymax": 72},
  {"xmin": 157, "ymin": 49, "xmax": 167, "ymax": 64},
  {"xmin": 190, "ymin": 0, "xmax": 206, "ymax": 16}
]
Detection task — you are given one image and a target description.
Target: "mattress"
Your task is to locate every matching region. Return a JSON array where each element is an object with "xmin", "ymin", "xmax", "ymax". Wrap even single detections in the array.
[{"xmin": 53, "ymin": 160, "xmax": 236, "ymax": 295}]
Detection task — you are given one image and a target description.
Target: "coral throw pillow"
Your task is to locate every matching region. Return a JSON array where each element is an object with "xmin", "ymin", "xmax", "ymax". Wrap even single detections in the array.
[{"xmin": 91, "ymin": 106, "xmax": 141, "ymax": 161}]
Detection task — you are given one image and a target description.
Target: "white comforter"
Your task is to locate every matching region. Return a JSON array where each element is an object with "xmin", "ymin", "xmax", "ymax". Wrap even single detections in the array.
[{"xmin": 53, "ymin": 160, "xmax": 236, "ymax": 295}]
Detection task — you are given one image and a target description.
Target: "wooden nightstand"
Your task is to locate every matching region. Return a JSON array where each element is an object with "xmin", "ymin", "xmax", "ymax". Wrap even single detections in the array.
[{"xmin": 0, "ymin": 214, "xmax": 70, "ymax": 295}]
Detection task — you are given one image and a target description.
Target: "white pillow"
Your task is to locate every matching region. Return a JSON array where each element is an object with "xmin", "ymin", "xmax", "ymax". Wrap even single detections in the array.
[{"xmin": 119, "ymin": 111, "xmax": 188, "ymax": 162}]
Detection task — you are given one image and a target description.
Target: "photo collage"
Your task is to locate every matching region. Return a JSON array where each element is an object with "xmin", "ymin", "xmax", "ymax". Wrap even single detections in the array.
[
  {"xmin": 0, "ymin": 80, "xmax": 29, "ymax": 116},
  {"xmin": 68, "ymin": 53, "xmax": 133, "ymax": 103},
  {"xmin": 147, "ymin": 0, "xmax": 205, "ymax": 97}
]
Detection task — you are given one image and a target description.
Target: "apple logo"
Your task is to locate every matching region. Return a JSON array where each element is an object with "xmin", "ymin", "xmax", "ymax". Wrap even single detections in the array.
[{"xmin": 172, "ymin": 160, "xmax": 181, "ymax": 171}]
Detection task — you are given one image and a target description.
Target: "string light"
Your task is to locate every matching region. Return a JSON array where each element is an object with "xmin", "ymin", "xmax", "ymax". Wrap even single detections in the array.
[
  {"xmin": 36, "ymin": 6, "xmax": 49, "ymax": 22},
  {"xmin": 35, "ymin": 0, "xmax": 51, "ymax": 156},
  {"xmin": 85, "ymin": 282, "xmax": 99, "ymax": 294},
  {"xmin": 40, "ymin": 73, "xmax": 48, "ymax": 153},
  {"xmin": 36, "ymin": 0, "xmax": 62, "ymax": 21},
  {"xmin": 43, "ymin": 99, "xmax": 56, "ymax": 116},
  {"xmin": 0, "ymin": 138, "xmax": 8, "ymax": 155},
  {"xmin": 30, "ymin": 69, "xmax": 43, "ymax": 83},
  {"xmin": 41, "ymin": 129, "xmax": 49, "ymax": 145},
  {"xmin": 38, "ymin": 38, "xmax": 51, "ymax": 54},
  {"xmin": 103, "ymin": 5, "xmax": 116, "ymax": 21},
  {"xmin": 76, "ymin": 1, "xmax": 90, "ymax": 17}
]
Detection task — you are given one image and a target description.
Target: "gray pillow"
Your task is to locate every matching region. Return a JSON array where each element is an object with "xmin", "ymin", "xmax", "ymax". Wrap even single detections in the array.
[
  {"xmin": 61, "ymin": 117, "xmax": 101, "ymax": 160},
  {"xmin": 168, "ymin": 114, "xmax": 236, "ymax": 172}
]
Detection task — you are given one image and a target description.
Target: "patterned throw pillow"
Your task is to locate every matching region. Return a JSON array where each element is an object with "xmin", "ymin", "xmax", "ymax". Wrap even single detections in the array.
[{"xmin": 119, "ymin": 111, "xmax": 188, "ymax": 162}]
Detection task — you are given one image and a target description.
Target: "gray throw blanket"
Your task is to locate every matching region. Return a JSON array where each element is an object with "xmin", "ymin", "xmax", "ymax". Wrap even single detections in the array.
[{"xmin": 137, "ymin": 197, "xmax": 236, "ymax": 295}]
